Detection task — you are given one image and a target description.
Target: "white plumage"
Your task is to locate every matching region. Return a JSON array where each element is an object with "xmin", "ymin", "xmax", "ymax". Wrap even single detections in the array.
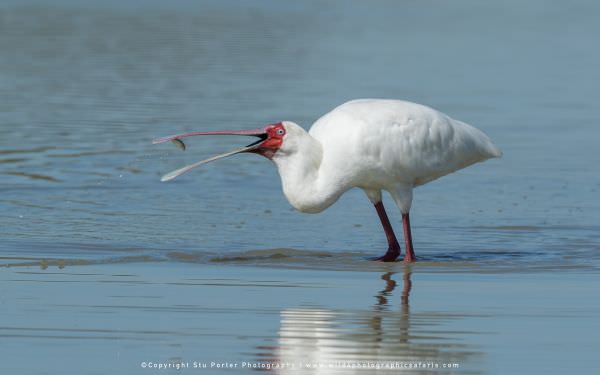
[
  {"xmin": 155, "ymin": 99, "xmax": 502, "ymax": 262},
  {"xmin": 274, "ymin": 99, "xmax": 501, "ymax": 214}
]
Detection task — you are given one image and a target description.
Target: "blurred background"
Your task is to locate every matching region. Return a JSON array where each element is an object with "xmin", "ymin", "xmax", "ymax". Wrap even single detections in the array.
[{"xmin": 1, "ymin": 0, "xmax": 598, "ymax": 266}]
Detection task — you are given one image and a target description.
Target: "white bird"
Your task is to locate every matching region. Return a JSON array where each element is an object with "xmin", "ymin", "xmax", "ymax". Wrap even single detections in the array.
[{"xmin": 153, "ymin": 99, "xmax": 502, "ymax": 262}]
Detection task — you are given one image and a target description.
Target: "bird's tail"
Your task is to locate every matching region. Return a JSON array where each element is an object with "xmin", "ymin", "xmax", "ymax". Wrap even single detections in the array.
[{"xmin": 487, "ymin": 143, "xmax": 503, "ymax": 158}]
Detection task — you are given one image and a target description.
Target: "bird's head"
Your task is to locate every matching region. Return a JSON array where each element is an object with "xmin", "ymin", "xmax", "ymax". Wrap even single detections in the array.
[{"xmin": 153, "ymin": 121, "xmax": 297, "ymax": 181}]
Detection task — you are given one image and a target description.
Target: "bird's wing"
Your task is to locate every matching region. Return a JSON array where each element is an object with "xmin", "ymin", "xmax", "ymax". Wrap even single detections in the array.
[{"xmin": 309, "ymin": 99, "xmax": 501, "ymax": 186}]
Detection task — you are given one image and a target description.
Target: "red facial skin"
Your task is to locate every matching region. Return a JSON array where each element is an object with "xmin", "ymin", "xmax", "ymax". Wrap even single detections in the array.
[{"xmin": 252, "ymin": 122, "xmax": 285, "ymax": 159}]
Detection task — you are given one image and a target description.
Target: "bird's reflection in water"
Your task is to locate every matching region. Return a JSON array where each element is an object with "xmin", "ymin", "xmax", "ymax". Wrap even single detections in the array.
[
  {"xmin": 256, "ymin": 267, "xmax": 479, "ymax": 374},
  {"xmin": 369, "ymin": 270, "xmax": 411, "ymax": 348}
]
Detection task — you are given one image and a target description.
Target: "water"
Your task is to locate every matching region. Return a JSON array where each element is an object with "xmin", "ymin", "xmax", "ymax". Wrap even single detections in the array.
[{"xmin": 1, "ymin": 0, "xmax": 599, "ymax": 374}]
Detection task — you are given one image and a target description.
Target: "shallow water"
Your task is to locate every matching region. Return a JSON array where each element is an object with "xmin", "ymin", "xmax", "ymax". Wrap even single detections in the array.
[
  {"xmin": 3, "ymin": 263, "xmax": 599, "ymax": 374},
  {"xmin": 1, "ymin": 0, "xmax": 599, "ymax": 374}
]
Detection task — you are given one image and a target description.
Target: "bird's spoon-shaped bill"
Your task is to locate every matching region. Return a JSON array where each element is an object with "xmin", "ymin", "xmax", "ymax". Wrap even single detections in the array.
[{"xmin": 154, "ymin": 128, "xmax": 268, "ymax": 182}]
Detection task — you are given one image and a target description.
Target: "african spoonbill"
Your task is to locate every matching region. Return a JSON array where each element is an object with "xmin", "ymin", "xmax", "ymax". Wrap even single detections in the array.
[{"xmin": 153, "ymin": 99, "xmax": 502, "ymax": 262}]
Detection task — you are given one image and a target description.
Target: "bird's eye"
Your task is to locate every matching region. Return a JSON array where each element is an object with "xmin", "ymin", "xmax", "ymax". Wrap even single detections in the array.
[{"xmin": 276, "ymin": 128, "xmax": 285, "ymax": 135}]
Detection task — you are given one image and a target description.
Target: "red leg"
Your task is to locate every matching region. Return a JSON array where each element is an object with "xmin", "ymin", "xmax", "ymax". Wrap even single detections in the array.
[
  {"xmin": 372, "ymin": 201, "xmax": 401, "ymax": 262},
  {"xmin": 402, "ymin": 213, "xmax": 416, "ymax": 262}
]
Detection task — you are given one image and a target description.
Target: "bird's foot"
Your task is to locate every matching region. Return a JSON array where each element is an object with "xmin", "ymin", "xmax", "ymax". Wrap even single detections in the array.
[
  {"xmin": 403, "ymin": 250, "xmax": 416, "ymax": 263},
  {"xmin": 370, "ymin": 246, "xmax": 400, "ymax": 262}
]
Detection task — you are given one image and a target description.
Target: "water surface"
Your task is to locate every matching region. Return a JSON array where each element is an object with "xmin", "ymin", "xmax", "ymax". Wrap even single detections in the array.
[{"xmin": 1, "ymin": 0, "xmax": 599, "ymax": 374}]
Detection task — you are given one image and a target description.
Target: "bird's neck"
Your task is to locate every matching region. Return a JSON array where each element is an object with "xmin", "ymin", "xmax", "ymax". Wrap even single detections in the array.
[{"xmin": 272, "ymin": 134, "xmax": 345, "ymax": 213}]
